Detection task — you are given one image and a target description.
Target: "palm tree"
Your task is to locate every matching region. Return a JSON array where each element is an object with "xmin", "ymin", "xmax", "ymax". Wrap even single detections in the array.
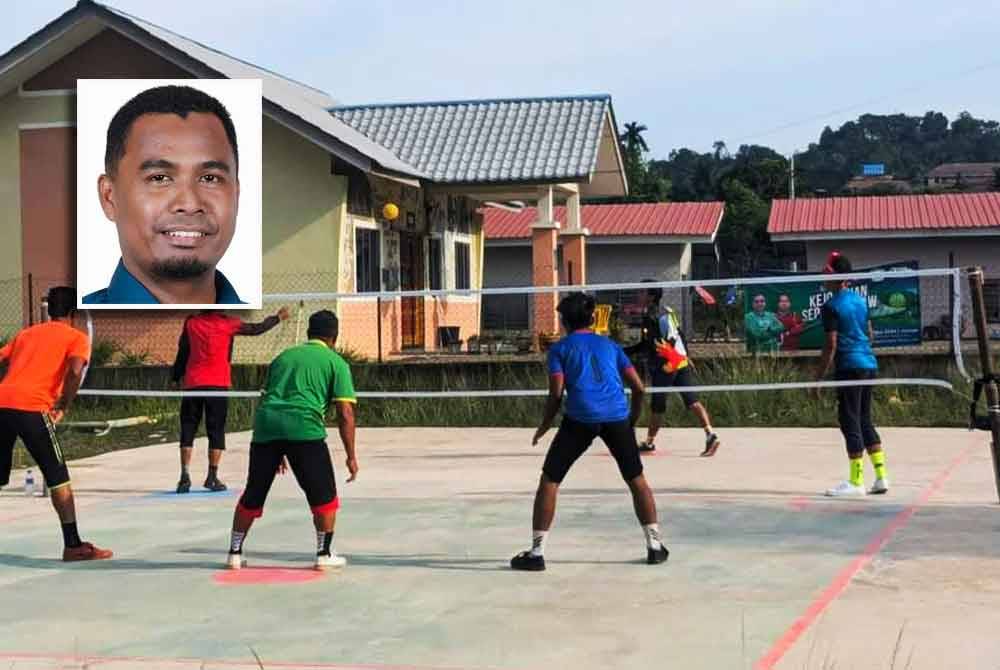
[{"xmin": 619, "ymin": 122, "xmax": 649, "ymax": 155}]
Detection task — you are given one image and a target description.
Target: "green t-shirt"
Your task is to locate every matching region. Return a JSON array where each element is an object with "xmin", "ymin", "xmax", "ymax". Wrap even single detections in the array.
[{"xmin": 252, "ymin": 340, "xmax": 356, "ymax": 444}]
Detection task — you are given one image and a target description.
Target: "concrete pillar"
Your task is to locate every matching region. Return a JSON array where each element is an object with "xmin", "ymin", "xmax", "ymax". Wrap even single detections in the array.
[
  {"xmin": 560, "ymin": 192, "xmax": 588, "ymax": 287},
  {"xmin": 531, "ymin": 186, "xmax": 560, "ymax": 339}
]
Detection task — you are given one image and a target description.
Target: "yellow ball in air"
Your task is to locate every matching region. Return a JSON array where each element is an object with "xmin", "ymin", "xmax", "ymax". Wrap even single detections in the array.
[{"xmin": 382, "ymin": 203, "xmax": 400, "ymax": 221}]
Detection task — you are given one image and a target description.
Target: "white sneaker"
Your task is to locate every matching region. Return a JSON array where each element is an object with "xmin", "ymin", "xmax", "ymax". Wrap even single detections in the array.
[
  {"xmin": 825, "ymin": 481, "xmax": 867, "ymax": 497},
  {"xmin": 869, "ymin": 478, "xmax": 889, "ymax": 495},
  {"xmin": 315, "ymin": 553, "xmax": 347, "ymax": 570},
  {"xmin": 225, "ymin": 552, "xmax": 246, "ymax": 570}
]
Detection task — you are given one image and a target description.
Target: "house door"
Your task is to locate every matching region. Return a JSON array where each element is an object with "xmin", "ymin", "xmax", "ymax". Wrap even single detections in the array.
[{"xmin": 399, "ymin": 232, "xmax": 425, "ymax": 349}]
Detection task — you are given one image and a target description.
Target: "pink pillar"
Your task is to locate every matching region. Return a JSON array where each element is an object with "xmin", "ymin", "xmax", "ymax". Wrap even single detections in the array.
[
  {"xmin": 561, "ymin": 232, "xmax": 587, "ymax": 287},
  {"xmin": 531, "ymin": 225, "xmax": 560, "ymax": 339}
]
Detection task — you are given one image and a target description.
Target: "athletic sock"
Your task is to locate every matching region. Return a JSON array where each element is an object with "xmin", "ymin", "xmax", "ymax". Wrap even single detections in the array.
[
  {"xmin": 642, "ymin": 523, "xmax": 663, "ymax": 551},
  {"xmin": 849, "ymin": 457, "xmax": 865, "ymax": 487},
  {"xmin": 180, "ymin": 464, "xmax": 190, "ymax": 478},
  {"xmin": 704, "ymin": 425, "xmax": 714, "ymax": 436},
  {"xmin": 62, "ymin": 522, "xmax": 82, "ymax": 549},
  {"xmin": 230, "ymin": 530, "xmax": 247, "ymax": 554},
  {"xmin": 207, "ymin": 465, "xmax": 219, "ymax": 481},
  {"xmin": 530, "ymin": 530, "xmax": 547, "ymax": 557},
  {"xmin": 869, "ymin": 451, "xmax": 888, "ymax": 480},
  {"xmin": 317, "ymin": 530, "xmax": 334, "ymax": 556}
]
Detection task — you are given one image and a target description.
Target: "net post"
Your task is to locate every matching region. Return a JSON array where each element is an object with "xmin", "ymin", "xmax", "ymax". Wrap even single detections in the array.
[{"xmin": 966, "ymin": 266, "xmax": 1000, "ymax": 503}]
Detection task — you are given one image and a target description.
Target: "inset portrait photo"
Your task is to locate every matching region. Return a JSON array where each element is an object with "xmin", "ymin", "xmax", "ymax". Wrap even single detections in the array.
[{"xmin": 77, "ymin": 79, "xmax": 262, "ymax": 309}]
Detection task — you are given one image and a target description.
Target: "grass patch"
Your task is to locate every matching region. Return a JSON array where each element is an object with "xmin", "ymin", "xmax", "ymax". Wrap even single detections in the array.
[{"xmin": 9, "ymin": 356, "xmax": 972, "ymax": 468}]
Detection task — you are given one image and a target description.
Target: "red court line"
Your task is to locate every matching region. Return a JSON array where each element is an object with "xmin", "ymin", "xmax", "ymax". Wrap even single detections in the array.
[
  {"xmin": 754, "ymin": 444, "xmax": 974, "ymax": 670},
  {"xmin": 0, "ymin": 650, "xmax": 512, "ymax": 670}
]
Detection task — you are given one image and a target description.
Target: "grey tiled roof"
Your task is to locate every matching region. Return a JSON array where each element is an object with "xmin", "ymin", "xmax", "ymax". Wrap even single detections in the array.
[{"xmin": 332, "ymin": 95, "xmax": 611, "ymax": 184}]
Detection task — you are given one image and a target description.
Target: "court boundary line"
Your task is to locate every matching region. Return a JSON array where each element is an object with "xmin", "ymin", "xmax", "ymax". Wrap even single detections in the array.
[{"xmin": 753, "ymin": 443, "xmax": 975, "ymax": 670}]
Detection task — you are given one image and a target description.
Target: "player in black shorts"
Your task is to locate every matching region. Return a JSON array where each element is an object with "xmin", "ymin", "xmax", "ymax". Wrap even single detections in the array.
[
  {"xmin": 625, "ymin": 281, "xmax": 720, "ymax": 456},
  {"xmin": 0, "ymin": 287, "xmax": 113, "ymax": 561},
  {"xmin": 511, "ymin": 293, "xmax": 669, "ymax": 571}
]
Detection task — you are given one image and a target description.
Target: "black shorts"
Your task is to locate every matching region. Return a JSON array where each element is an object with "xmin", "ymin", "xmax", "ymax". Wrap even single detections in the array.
[
  {"xmin": 542, "ymin": 416, "xmax": 643, "ymax": 484},
  {"xmin": 179, "ymin": 387, "xmax": 229, "ymax": 450},
  {"xmin": 650, "ymin": 366, "xmax": 699, "ymax": 413},
  {"xmin": 237, "ymin": 440, "xmax": 339, "ymax": 518},
  {"xmin": 0, "ymin": 408, "xmax": 71, "ymax": 489}
]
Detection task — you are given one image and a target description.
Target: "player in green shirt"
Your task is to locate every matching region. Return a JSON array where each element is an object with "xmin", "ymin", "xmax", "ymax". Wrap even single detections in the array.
[{"xmin": 226, "ymin": 310, "xmax": 358, "ymax": 571}]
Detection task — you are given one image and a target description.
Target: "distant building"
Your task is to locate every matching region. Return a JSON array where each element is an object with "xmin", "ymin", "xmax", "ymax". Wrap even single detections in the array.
[
  {"xmin": 483, "ymin": 202, "xmax": 724, "ymax": 331},
  {"xmin": 768, "ymin": 192, "xmax": 1000, "ymax": 330},
  {"xmin": 927, "ymin": 162, "xmax": 1000, "ymax": 192}
]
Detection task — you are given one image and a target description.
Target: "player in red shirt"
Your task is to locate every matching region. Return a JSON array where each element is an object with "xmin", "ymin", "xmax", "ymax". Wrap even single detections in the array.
[{"xmin": 170, "ymin": 307, "xmax": 289, "ymax": 492}]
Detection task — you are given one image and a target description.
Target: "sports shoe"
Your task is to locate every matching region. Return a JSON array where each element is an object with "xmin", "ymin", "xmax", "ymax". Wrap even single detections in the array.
[
  {"xmin": 204, "ymin": 476, "xmax": 227, "ymax": 492},
  {"xmin": 225, "ymin": 552, "xmax": 246, "ymax": 570},
  {"xmin": 700, "ymin": 433, "xmax": 721, "ymax": 457},
  {"xmin": 176, "ymin": 473, "xmax": 191, "ymax": 494},
  {"xmin": 315, "ymin": 553, "xmax": 347, "ymax": 570},
  {"xmin": 63, "ymin": 542, "xmax": 113, "ymax": 562},
  {"xmin": 825, "ymin": 480, "xmax": 867, "ymax": 497},
  {"xmin": 510, "ymin": 551, "xmax": 546, "ymax": 571},
  {"xmin": 647, "ymin": 544, "xmax": 669, "ymax": 565},
  {"xmin": 869, "ymin": 478, "xmax": 890, "ymax": 495},
  {"xmin": 638, "ymin": 440, "xmax": 656, "ymax": 453}
]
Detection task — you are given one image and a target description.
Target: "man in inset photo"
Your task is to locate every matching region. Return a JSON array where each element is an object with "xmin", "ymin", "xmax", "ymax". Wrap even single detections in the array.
[{"xmin": 84, "ymin": 85, "xmax": 243, "ymax": 305}]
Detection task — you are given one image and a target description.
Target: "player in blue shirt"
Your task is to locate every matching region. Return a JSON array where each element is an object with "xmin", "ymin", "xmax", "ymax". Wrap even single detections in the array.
[
  {"xmin": 817, "ymin": 252, "xmax": 888, "ymax": 497},
  {"xmin": 511, "ymin": 292, "xmax": 669, "ymax": 571}
]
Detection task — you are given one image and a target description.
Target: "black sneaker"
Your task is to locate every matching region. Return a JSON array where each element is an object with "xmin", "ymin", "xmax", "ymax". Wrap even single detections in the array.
[
  {"xmin": 176, "ymin": 474, "xmax": 191, "ymax": 494},
  {"xmin": 647, "ymin": 544, "xmax": 669, "ymax": 565},
  {"xmin": 204, "ymin": 477, "xmax": 227, "ymax": 492},
  {"xmin": 510, "ymin": 551, "xmax": 546, "ymax": 571},
  {"xmin": 638, "ymin": 440, "xmax": 656, "ymax": 453}
]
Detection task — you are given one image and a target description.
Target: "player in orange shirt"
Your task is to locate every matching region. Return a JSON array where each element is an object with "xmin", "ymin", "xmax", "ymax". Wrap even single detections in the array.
[{"xmin": 0, "ymin": 287, "xmax": 113, "ymax": 562}]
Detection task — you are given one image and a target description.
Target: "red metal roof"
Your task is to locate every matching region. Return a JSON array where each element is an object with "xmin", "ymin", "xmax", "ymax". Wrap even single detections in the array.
[
  {"xmin": 483, "ymin": 202, "xmax": 724, "ymax": 240},
  {"xmin": 768, "ymin": 192, "xmax": 1000, "ymax": 237}
]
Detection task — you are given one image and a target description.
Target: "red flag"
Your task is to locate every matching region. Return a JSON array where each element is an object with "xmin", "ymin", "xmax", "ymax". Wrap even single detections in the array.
[{"xmin": 694, "ymin": 286, "xmax": 716, "ymax": 306}]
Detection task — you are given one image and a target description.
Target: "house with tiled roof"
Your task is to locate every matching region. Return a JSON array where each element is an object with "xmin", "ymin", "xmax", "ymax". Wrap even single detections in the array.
[
  {"xmin": 482, "ymin": 202, "xmax": 724, "ymax": 330},
  {"xmin": 927, "ymin": 162, "xmax": 1000, "ymax": 192},
  {"xmin": 0, "ymin": 1, "xmax": 627, "ymax": 360},
  {"xmin": 767, "ymin": 192, "xmax": 1000, "ymax": 329}
]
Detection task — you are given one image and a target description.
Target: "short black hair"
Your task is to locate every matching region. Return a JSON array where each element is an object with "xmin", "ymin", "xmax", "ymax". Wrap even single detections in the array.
[
  {"xmin": 640, "ymin": 279, "xmax": 663, "ymax": 303},
  {"xmin": 557, "ymin": 292, "xmax": 596, "ymax": 331},
  {"xmin": 47, "ymin": 286, "xmax": 76, "ymax": 318},
  {"xmin": 828, "ymin": 254, "xmax": 853, "ymax": 274},
  {"xmin": 307, "ymin": 310, "xmax": 339, "ymax": 340},
  {"xmin": 104, "ymin": 85, "xmax": 239, "ymax": 176}
]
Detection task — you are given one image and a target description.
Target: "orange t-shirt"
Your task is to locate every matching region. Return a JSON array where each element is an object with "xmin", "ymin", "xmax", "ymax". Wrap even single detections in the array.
[{"xmin": 0, "ymin": 321, "xmax": 90, "ymax": 412}]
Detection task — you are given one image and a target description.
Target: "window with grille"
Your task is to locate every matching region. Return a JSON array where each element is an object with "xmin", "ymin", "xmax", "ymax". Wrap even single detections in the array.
[
  {"xmin": 454, "ymin": 241, "xmax": 471, "ymax": 290},
  {"xmin": 356, "ymin": 228, "xmax": 380, "ymax": 293},
  {"xmin": 985, "ymin": 279, "xmax": 1000, "ymax": 322},
  {"xmin": 428, "ymin": 238, "xmax": 443, "ymax": 291}
]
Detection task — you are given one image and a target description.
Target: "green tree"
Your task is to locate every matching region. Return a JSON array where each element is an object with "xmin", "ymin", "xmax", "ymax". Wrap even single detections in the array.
[{"xmin": 716, "ymin": 179, "xmax": 772, "ymax": 274}]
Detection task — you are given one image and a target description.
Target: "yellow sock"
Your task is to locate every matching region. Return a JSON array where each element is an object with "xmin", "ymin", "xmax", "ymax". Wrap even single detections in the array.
[
  {"xmin": 849, "ymin": 457, "xmax": 864, "ymax": 486},
  {"xmin": 869, "ymin": 451, "xmax": 887, "ymax": 480}
]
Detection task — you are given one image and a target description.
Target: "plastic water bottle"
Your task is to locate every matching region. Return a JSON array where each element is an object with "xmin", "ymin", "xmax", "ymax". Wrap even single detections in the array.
[{"xmin": 24, "ymin": 469, "xmax": 35, "ymax": 496}]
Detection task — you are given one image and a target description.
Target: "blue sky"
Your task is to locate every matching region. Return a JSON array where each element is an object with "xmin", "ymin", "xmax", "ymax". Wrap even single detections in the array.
[{"xmin": 7, "ymin": 1, "xmax": 999, "ymax": 158}]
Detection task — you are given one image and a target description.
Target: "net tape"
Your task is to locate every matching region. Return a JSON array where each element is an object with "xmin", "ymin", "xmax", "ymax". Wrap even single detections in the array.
[{"xmin": 76, "ymin": 267, "xmax": 970, "ymax": 400}]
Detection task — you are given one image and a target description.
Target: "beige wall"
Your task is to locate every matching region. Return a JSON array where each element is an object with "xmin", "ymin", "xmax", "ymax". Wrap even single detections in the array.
[{"xmin": 0, "ymin": 91, "xmax": 75, "ymax": 331}]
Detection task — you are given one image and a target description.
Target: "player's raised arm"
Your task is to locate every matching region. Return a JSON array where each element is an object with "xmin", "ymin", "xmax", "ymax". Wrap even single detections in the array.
[{"xmin": 238, "ymin": 306, "xmax": 290, "ymax": 336}]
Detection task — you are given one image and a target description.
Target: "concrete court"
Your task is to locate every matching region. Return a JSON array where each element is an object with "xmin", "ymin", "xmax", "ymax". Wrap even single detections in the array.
[{"xmin": 0, "ymin": 427, "xmax": 998, "ymax": 670}]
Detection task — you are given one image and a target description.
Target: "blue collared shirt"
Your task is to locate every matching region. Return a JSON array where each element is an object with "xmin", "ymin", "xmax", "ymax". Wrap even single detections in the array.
[{"xmin": 82, "ymin": 259, "xmax": 244, "ymax": 305}]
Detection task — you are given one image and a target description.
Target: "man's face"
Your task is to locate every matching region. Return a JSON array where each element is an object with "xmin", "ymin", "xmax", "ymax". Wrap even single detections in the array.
[
  {"xmin": 99, "ymin": 112, "xmax": 238, "ymax": 282},
  {"xmin": 752, "ymin": 295, "xmax": 766, "ymax": 313},
  {"xmin": 777, "ymin": 296, "xmax": 791, "ymax": 313}
]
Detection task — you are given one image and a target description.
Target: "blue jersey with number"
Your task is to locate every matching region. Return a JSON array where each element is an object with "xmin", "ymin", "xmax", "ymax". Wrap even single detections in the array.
[{"xmin": 547, "ymin": 331, "xmax": 634, "ymax": 423}]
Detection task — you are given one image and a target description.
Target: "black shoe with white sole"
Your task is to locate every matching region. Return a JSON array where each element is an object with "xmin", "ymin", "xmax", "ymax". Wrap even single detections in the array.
[
  {"xmin": 647, "ymin": 544, "xmax": 669, "ymax": 565},
  {"xmin": 510, "ymin": 551, "xmax": 546, "ymax": 571}
]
